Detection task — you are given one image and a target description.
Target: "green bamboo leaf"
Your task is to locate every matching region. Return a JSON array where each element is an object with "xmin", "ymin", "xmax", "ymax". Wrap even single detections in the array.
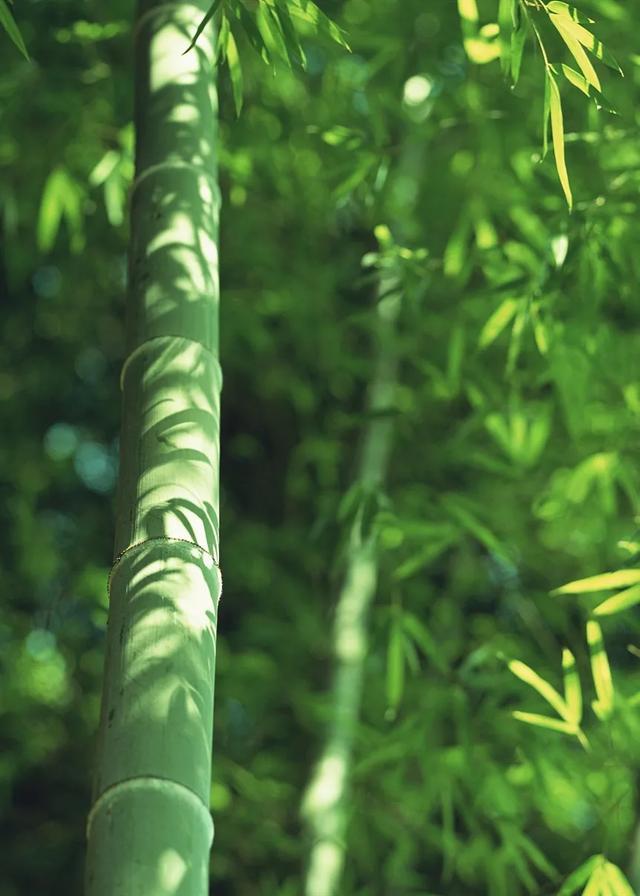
[
  {"xmin": 512, "ymin": 711, "xmax": 576, "ymax": 736},
  {"xmin": 216, "ymin": 12, "xmax": 231, "ymax": 62},
  {"xmin": 542, "ymin": 67, "xmax": 551, "ymax": 159},
  {"xmin": 552, "ymin": 569, "xmax": 640, "ymax": 594},
  {"xmin": 0, "ymin": 0, "xmax": 29, "ymax": 59},
  {"xmin": 508, "ymin": 659, "xmax": 568, "ymax": 719},
  {"xmin": 557, "ymin": 855, "xmax": 602, "ymax": 896},
  {"xmin": 386, "ymin": 619, "xmax": 405, "ymax": 710},
  {"xmin": 479, "ymin": 298, "xmax": 519, "ymax": 348},
  {"xmin": 603, "ymin": 862, "xmax": 635, "ymax": 896},
  {"xmin": 274, "ymin": 2, "xmax": 306, "ymax": 67},
  {"xmin": 226, "ymin": 30, "xmax": 243, "ymax": 115},
  {"xmin": 546, "ymin": 2, "xmax": 594, "ymax": 25},
  {"xmin": 547, "ymin": 71, "xmax": 572, "ymax": 209},
  {"xmin": 593, "ymin": 583, "xmax": 640, "ymax": 617},
  {"xmin": 287, "ymin": 0, "xmax": 350, "ymax": 50},
  {"xmin": 498, "ymin": 0, "xmax": 512, "ymax": 76},
  {"xmin": 550, "ymin": 14, "xmax": 601, "ymax": 92},
  {"xmin": 562, "ymin": 648, "xmax": 582, "ymax": 725},
  {"xmin": 547, "ymin": 10, "xmax": 622, "ymax": 74},
  {"xmin": 257, "ymin": 3, "xmax": 291, "ymax": 66},
  {"xmin": 587, "ymin": 620, "xmax": 614, "ymax": 719},
  {"xmin": 561, "ymin": 63, "xmax": 590, "ymax": 95},
  {"xmin": 583, "ymin": 865, "xmax": 605, "ymax": 896},
  {"xmin": 183, "ymin": 0, "xmax": 223, "ymax": 54},
  {"xmin": 401, "ymin": 612, "xmax": 448, "ymax": 672},
  {"xmin": 232, "ymin": 2, "xmax": 271, "ymax": 63},
  {"xmin": 511, "ymin": 22, "xmax": 527, "ymax": 85}
]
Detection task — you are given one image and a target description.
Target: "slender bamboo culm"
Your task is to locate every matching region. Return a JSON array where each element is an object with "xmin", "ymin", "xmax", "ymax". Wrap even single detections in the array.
[{"xmin": 302, "ymin": 278, "xmax": 400, "ymax": 896}]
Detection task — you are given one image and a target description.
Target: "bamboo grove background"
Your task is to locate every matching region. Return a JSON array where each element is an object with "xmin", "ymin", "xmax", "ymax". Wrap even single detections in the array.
[{"xmin": 2, "ymin": 0, "xmax": 640, "ymax": 893}]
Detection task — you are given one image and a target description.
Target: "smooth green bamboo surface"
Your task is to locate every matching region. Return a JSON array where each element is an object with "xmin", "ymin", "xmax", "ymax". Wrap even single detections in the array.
[{"xmin": 86, "ymin": 3, "xmax": 221, "ymax": 894}]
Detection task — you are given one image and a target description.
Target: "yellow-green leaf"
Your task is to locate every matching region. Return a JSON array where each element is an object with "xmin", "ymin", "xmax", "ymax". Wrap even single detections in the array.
[
  {"xmin": 547, "ymin": 71, "xmax": 572, "ymax": 209},
  {"xmin": 508, "ymin": 660, "xmax": 568, "ymax": 719},
  {"xmin": 557, "ymin": 855, "xmax": 602, "ymax": 896},
  {"xmin": 552, "ymin": 568, "xmax": 640, "ymax": 594},
  {"xmin": 479, "ymin": 298, "xmax": 519, "ymax": 348},
  {"xmin": 587, "ymin": 620, "xmax": 614, "ymax": 719},
  {"xmin": 562, "ymin": 648, "xmax": 582, "ymax": 725},
  {"xmin": 551, "ymin": 14, "xmax": 601, "ymax": 92},
  {"xmin": 512, "ymin": 711, "xmax": 576, "ymax": 736},
  {"xmin": 561, "ymin": 63, "xmax": 590, "ymax": 95},
  {"xmin": 603, "ymin": 861, "xmax": 635, "ymax": 896},
  {"xmin": 593, "ymin": 583, "xmax": 640, "ymax": 617}
]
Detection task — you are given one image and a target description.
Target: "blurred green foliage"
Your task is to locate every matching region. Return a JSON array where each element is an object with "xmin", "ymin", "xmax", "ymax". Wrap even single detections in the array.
[{"xmin": 1, "ymin": 0, "xmax": 640, "ymax": 894}]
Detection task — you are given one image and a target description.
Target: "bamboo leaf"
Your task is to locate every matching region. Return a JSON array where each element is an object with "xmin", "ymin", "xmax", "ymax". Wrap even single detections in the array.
[
  {"xmin": 552, "ymin": 569, "xmax": 640, "ymax": 594},
  {"xmin": 546, "ymin": 2, "xmax": 594, "ymax": 26},
  {"xmin": 508, "ymin": 659, "xmax": 568, "ymax": 719},
  {"xmin": 561, "ymin": 63, "xmax": 590, "ymax": 95},
  {"xmin": 587, "ymin": 620, "xmax": 614, "ymax": 719},
  {"xmin": 216, "ymin": 13, "xmax": 230, "ymax": 62},
  {"xmin": 542, "ymin": 67, "xmax": 551, "ymax": 159},
  {"xmin": 562, "ymin": 648, "xmax": 582, "ymax": 725},
  {"xmin": 550, "ymin": 14, "xmax": 601, "ymax": 92},
  {"xmin": 274, "ymin": 2, "xmax": 306, "ymax": 68},
  {"xmin": 547, "ymin": 71, "xmax": 572, "ymax": 209},
  {"xmin": 557, "ymin": 855, "xmax": 603, "ymax": 896},
  {"xmin": 183, "ymin": 0, "xmax": 223, "ymax": 54},
  {"xmin": 593, "ymin": 583, "xmax": 640, "ymax": 617},
  {"xmin": 498, "ymin": 0, "xmax": 512, "ymax": 76},
  {"xmin": 603, "ymin": 861, "xmax": 635, "ymax": 896},
  {"xmin": 257, "ymin": 3, "xmax": 291, "ymax": 66},
  {"xmin": 512, "ymin": 711, "xmax": 576, "ymax": 736},
  {"xmin": 386, "ymin": 619, "xmax": 405, "ymax": 710},
  {"xmin": 547, "ymin": 10, "xmax": 622, "ymax": 74},
  {"xmin": 0, "ymin": 0, "xmax": 29, "ymax": 59},
  {"xmin": 511, "ymin": 23, "xmax": 527, "ymax": 85},
  {"xmin": 226, "ymin": 30, "xmax": 243, "ymax": 115},
  {"xmin": 479, "ymin": 298, "xmax": 519, "ymax": 348},
  {"xmin": 286, "ymin": 0, "xmax": 350, "ymax": 50}
]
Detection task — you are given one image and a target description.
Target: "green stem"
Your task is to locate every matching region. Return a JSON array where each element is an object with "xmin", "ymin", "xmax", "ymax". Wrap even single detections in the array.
[{"xmin": 85, "ymin": 3, "xmax": 222, "ymax": 894}]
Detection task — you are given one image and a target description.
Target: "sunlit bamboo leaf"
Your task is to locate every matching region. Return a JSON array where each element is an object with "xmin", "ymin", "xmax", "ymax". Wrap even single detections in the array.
[
  {"xmin": 550, "ymin": 14, "xmax": 601, "ymax": 92},
  {"xmin": 542, "ymin": 67, "xmax": 551, "ymax": 159},
  {"xmin": 561, "ymin": 63, "xmax": 590, "ymax": 95},
  {"xmin": 548, "ymin": 71, "xmax": 572, "ymax": 209},
  {"xmin": 0, "ymin": 0, "xmax": 29, "ymax": 59},
  {"xmin": 479, "ymin": 298, "xmax": 519, "ymax": 348},
  {"xmin": 562, "ymin": 648, "xmax": 582, "ymax": 725},
  {"xmin": 547, "ymin": 9, "xmax": 622, "ymax": 74},
  {"xmin": 587, "ymin": 620, "xmax": 614, "ymax": 719},
  {"xmin": 603, "ymin": 861, "xmax": 635, "ymax": 896},
  {"xmin": 508, "ymin": 659, "xmax": 568, "ymax": 719},
  {"xmin": 546, "ymin": 2, "xmax": 594, "ymax": 26},
  {"xmin": 511, "ymin": 711, "xmax": 576, "ymax": 736},
  {"xmin": 183, "ymin": 0, "xmax": 223, "ymax": 54},
  {"xmin": 287, "ymin": 0, "xmax": 350, "ymax": 50},
  {"xmin": 557, "ymin": 855, "xmax": 602, "ymax": 896},
  {"xmin": 593, "ymin": 583, "xmax": 640, "ymax": 616},
  {"xmin": 552, "ymin": 569, "xmax": 640, "ymax": 594}
]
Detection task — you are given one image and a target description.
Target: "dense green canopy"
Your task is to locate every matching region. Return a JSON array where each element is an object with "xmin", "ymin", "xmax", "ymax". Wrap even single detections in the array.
[{"xmin": 2, "ymin": 1, "xmax": 640, "ymax": 894}]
